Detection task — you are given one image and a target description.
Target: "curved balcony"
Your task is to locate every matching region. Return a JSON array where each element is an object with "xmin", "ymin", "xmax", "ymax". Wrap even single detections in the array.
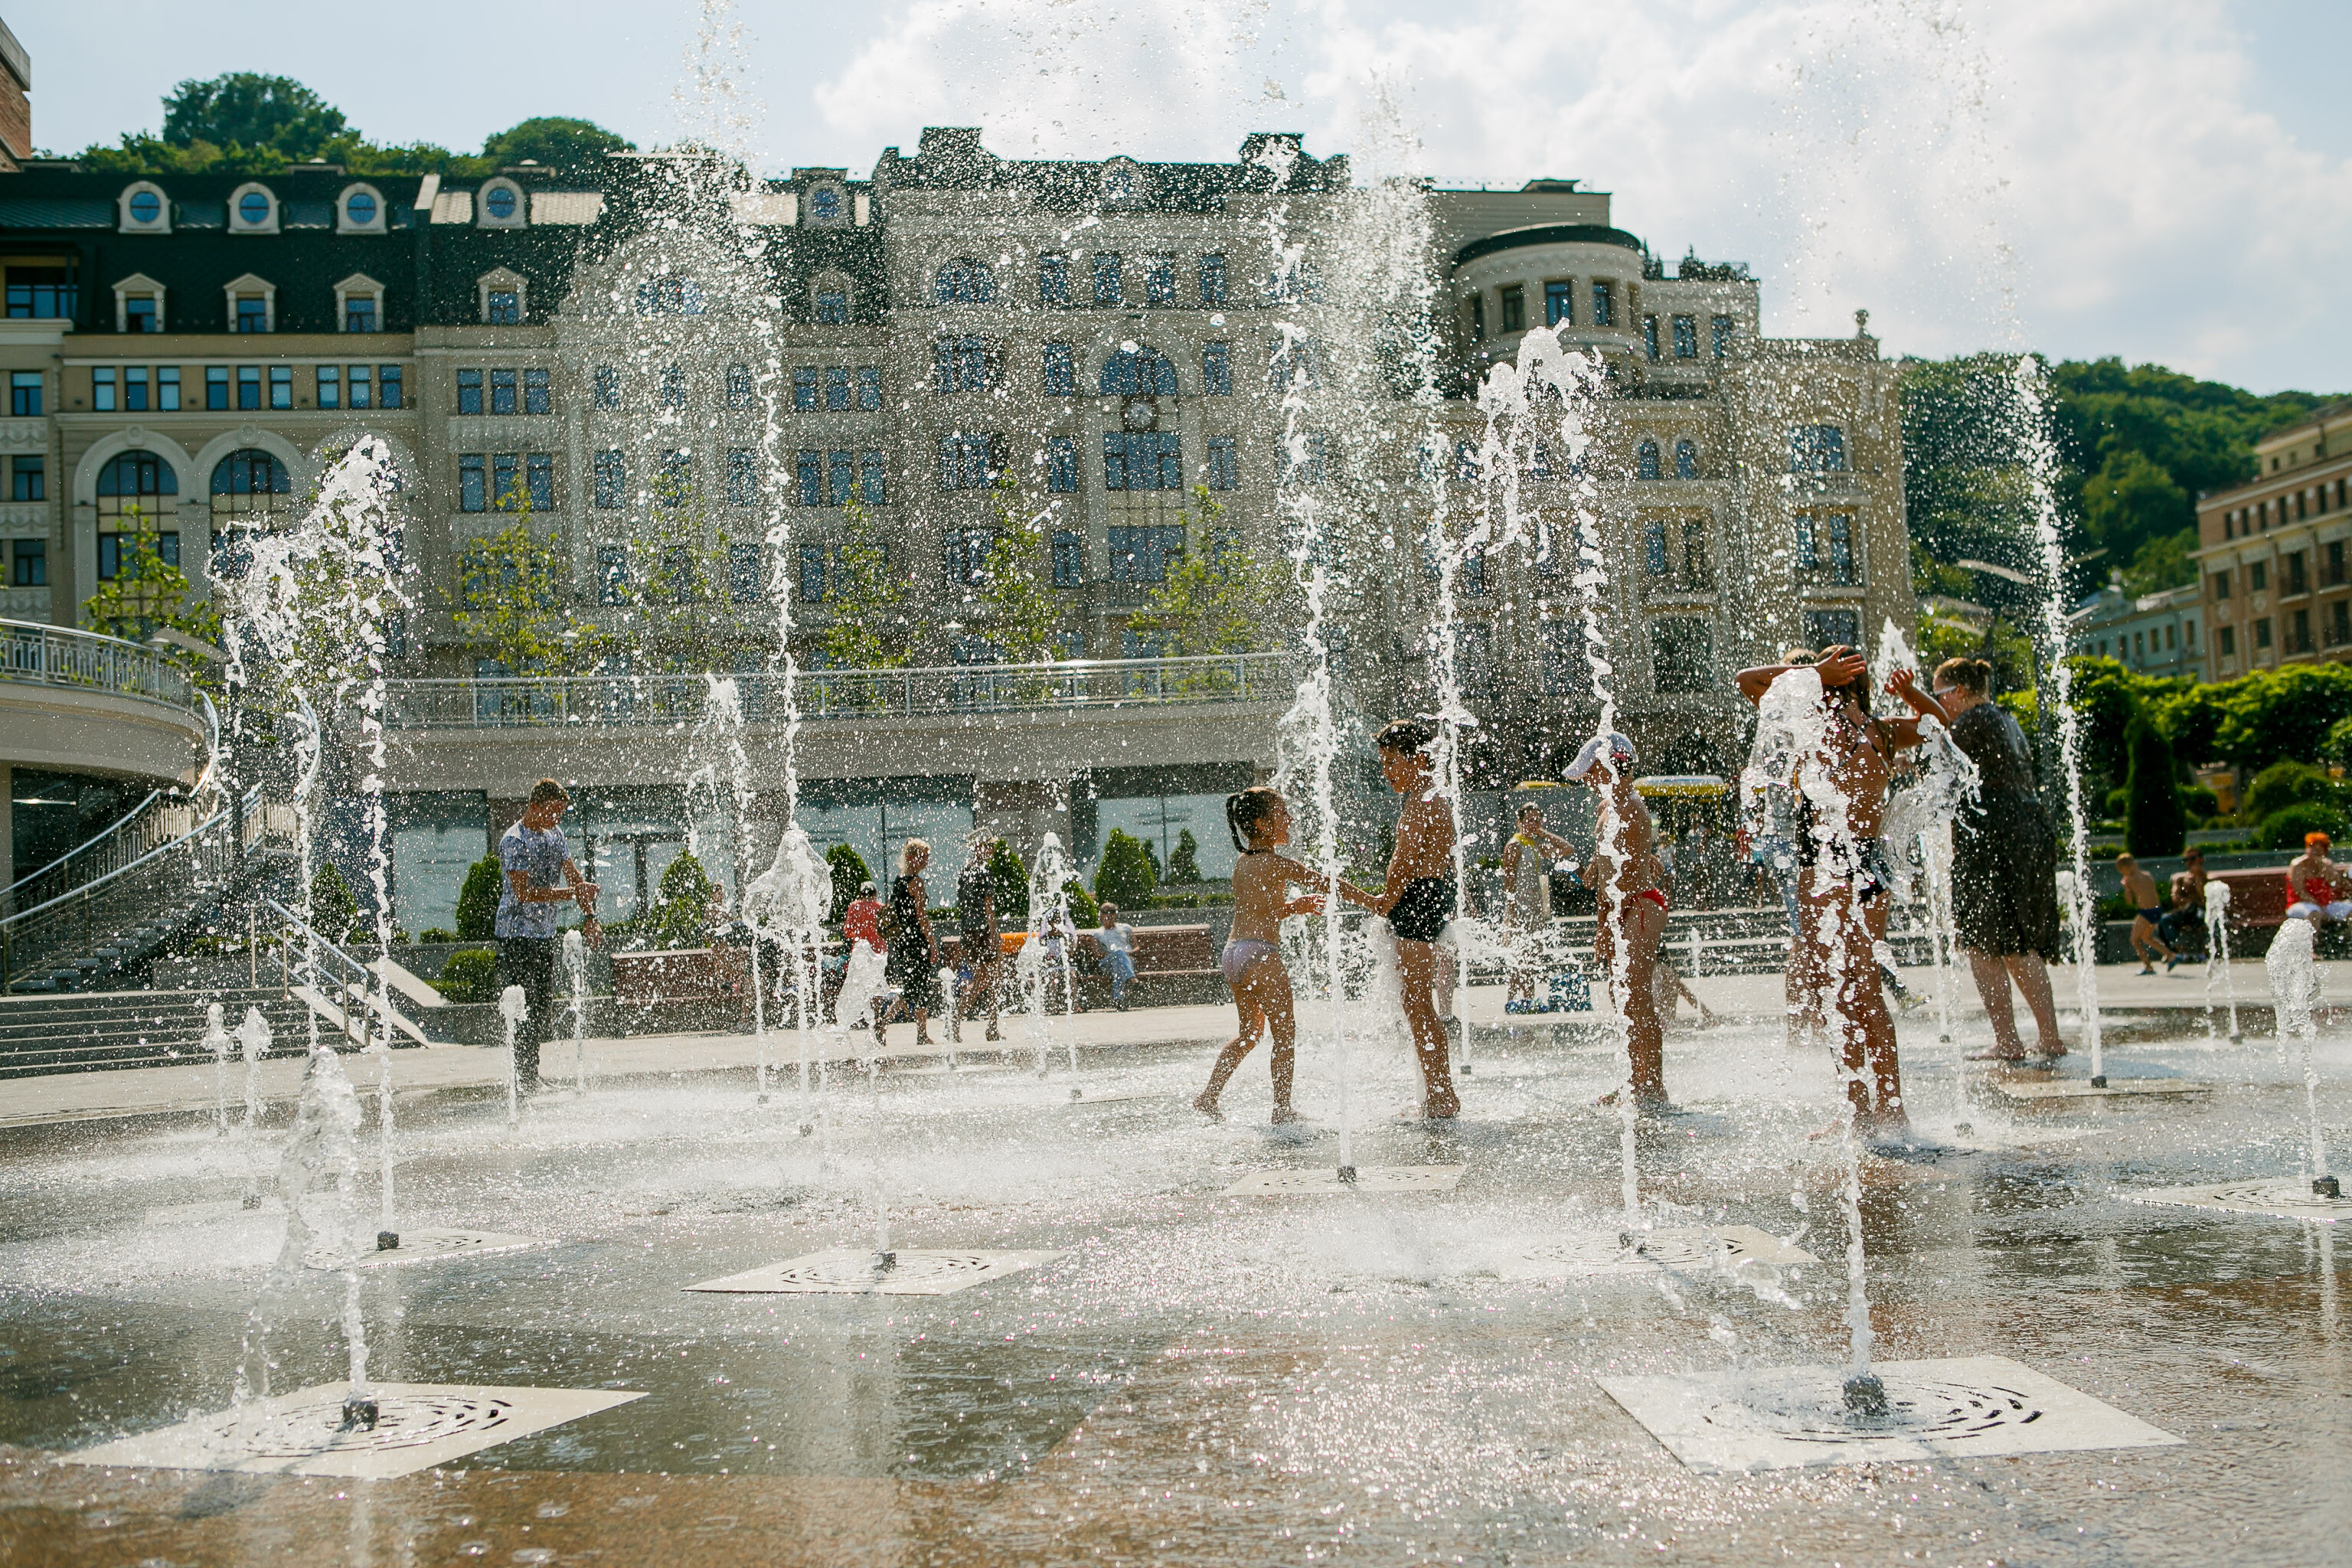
[{"xmin": 0, "ymin": 621, "xmax": 208, "ymax": 785}]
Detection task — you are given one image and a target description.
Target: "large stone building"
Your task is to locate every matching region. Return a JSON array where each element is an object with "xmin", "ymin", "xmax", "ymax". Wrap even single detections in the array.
[
  {"xmin": 0, "ymin": 128, "xmax": 1908, "ymax": 932},
  {"xmin": 2192, "ymin": 400, "xmax": 2352, "ymax": 681}
]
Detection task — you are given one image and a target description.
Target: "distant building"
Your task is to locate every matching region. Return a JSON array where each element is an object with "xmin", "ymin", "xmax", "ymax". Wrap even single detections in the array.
[
  {"xmin": 2069, "ymin": 576, "xmax": 2203, "ymax": 681},
  {"xmin": 2192, "ymin": 400, "xmax": 2352, "ymax": 680}
]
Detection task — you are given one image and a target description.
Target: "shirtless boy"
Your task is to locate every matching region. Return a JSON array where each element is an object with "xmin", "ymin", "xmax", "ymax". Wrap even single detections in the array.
[
  {"xmin": 1367, "ymin": 718, "xmax": 1463, "ymax": 1120},
  {"xmin": 2115, "ymin": 852, "xmax": 2176, "ymax": 974},
  {"xmin": 1733, "ymin": 647, "xmax": 1944, "ymax": 1135},
  {"xmin": 1565, "ymin": 730, "xmax": 1671, "ymax": 1108}
]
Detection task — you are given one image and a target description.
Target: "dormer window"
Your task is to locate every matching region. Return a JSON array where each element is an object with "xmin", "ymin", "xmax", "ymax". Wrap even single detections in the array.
[
  {"xmin": 476, "ymin": 268, "xmax": 527, "ymax": 325},
  {"xmin": 477, "ymin": 178, "xmax": 526, "ymax": 228},
  {"xmin": 335, "ymin": 273, "xmax": 384, "ymax": 332},
  {"xmin": 118, "ymin": 182, "xmax": 170, "ymax": 234},
  {"xmin": 224, "ymin": 273, "xmax": 276, "ymax": 333},
  {"xmin": 338, "ymin": 183, "xmax": 387, "ymax": 234},
  {"xmin": 1102, "ymin": 158, "xmax": 1144, "ymax": 204},
  {"xmin": 806, "ymin": 185, "xmax": 844, "ymax": 224},
  {"xmin": 811, "ymin": 270, "xmax": 854, "ymax": 324},
  {"xmin": 113, "ymin": 273, "xmax": 166, "ymax": 333},
  {"xmin": 227, "ymin": 182, "xmax": 279, "ymax": 234}
]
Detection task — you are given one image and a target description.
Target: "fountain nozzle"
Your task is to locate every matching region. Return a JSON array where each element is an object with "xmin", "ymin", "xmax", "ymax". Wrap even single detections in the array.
[
  {"xmin": 2315, "ymin": 1176, "xmax": 2342, "ymax": 1200},
  {"xmin": 376, "ymin": 1230, "xmax": 400, "ymax": 1250},
  {"xmin": 1336, "ymin": 1165, "xmax": 1357, "ymax": 1184},
  {"xmin": 1843, "ymin": 1373, "xmax": 1889, "ymax": 1418},
  {"xmin": 2089, "ymin": 1074, "xmax": 2108, "ymax": 1089},
  {"xmin": 340, "ymin": 1396, "xmax": 380, "ymax": 1430},
  {"xmin": 873, "ymin": 1250, "xmax": 897, "ymax": 1271},
  {"xmin": 240, "ymin": 1194, "xmax": 263, "ymax": 1210},
  {"xmin": 1070, "ymin": 1087, "xmax": 1083, "ymax": 1102}
]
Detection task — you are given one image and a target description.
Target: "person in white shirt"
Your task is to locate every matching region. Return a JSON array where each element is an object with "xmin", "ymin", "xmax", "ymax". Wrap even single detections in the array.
[{"xmin": 1094, "ymin": 903, "xmax": 1137, "ymax": 1010}]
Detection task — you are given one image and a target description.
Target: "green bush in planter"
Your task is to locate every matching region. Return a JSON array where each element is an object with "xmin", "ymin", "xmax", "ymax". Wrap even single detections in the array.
[{"xmin": 435, "ymin": 947, "xmax": 498, "ymax": 1003}]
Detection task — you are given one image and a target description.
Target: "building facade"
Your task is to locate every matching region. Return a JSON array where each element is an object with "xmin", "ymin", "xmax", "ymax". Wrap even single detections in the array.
[
  {"xmin": 2069, "ymin": 577, "xmax": 2203, "ymax": 681},
  {"xmin": 2192, "ymin": 400, "xmax": 2352, "ymax": 681},
  {"xmin": 0, "ymin": 129, "xmax": 1908, "ymax": 931}
]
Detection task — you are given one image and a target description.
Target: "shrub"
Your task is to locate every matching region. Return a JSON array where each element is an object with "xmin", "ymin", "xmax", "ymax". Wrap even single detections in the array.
[
  {"xmin": 435, "ymin": 947, "xmax": 498, "ymax": 1003},
  {"xmin": 1165, "ymin": 829, "xmax": 1203, "ymax": 884},
  {"xmin": 308, "ymin": 861, "xmax": 358, "ymax": 939},
  {"xmin": 1060, "ymin": 880, "xmax": 1100, "ymax": 927},
  {"xmin": 416, "ymin": 927, "xmax": 457, "ymax": 945},
  {"xmin": 2181, "ymin": 785, "xmax": 2220, "ymax": 821},
  {"xmin": 1093, "ymin": 830, "xmax": 1158, "ymax": 909},
  {"xmin": 648, "ymin": 852, "xmax": 718, "ymax": 947},
  {"xmin": 2124, "ymin": 720, "xmax": 2187, "ymax": 859},
  {"xmin": 987, "ymin": 838, "xmax": 1029, "ymax": 926},
  {"xmin": 825, "ymin": 843, "xmax": 871, "ymax": 922},
  {"xmin": 2243, "ymin": 760, "xmax": 2334, "ymax": 823},
  {"xmin": 2259, "ymin": 800, "xmax": 2344, "ymax": 850},
  {"xmin": 455, "ymin": 856, "xmax": 504, "ymax": 940},
  {"xmin": 2103, "ymin": 786, "xmax": 2129, "ymax": 819}
]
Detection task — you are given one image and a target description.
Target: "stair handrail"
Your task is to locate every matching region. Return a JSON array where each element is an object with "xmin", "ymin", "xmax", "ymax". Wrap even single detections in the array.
[
  {"xmin": 0, "ymin": 695, "xmax": 224, "ymax": 922},
  {"xmin": 259, "ymin": 895, "xmax": 413, "ymax": 1047}
]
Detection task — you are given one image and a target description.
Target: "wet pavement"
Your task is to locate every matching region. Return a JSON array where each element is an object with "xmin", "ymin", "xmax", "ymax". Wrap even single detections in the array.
[{"xmin": 2, "ymin": 991, "xmax": 2347, "ymax": 1566}]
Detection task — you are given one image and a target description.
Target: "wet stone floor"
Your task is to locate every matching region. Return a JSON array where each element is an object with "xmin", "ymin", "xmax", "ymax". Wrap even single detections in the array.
[{"xmin": 1, "ymin": 1009, "xmax": 2347, "ymax": 1566}]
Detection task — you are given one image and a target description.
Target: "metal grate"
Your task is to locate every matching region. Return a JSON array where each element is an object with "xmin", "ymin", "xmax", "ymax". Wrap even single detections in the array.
[
  {"xmin": 348, "ymin": 1228, "xmax": 546, "ymax": 1267},
  {"xmin": 1223, "ymin": 1165, "xmax": 1465, "ymax": 1195},
  {"xmin": 2127, "ymin": 1178, "xmax": 2351, "ymax": 1223},
  {"xmin": 684, "ymin": 1247, "xmax": 1063, "ymax": 1295},
  {"xmin": 1500, "ymin": 1225, "xmax": 1816, "ymax": 1279}
]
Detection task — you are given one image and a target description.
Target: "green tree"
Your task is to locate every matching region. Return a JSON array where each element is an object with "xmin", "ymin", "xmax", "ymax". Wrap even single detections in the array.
[
  {"xmin": 2260, "ymin": 800, "xmax": 2344, "ymax": 851},
  {"xmin": 162, "ymin": 73, "xmax": 349, "ymax": 160},
  {"xmin": 2242, "ymin": 761, "xmax": 2337, "ymax": 825},
  {"xmin": 825, "ymin": 842, "xmax": 872, "ymax": 922},
  {"xmin": 2080, "ymin": 449, "xmax": 2191, "ymax": 587},
  {"xmin": 818, "ymin": 495, "xmax": 917, "ymax": 671},
  {"xmin": 450, "ymin": 506, "xmax": 613, "ymax": 677},
  {"xmin": 480, "ymin": 116, "xmax": 635, "ymax": 173},
  {"xmin": 2161, "ymin": 665, "xmax": 2352, "ymax": 776},
  {"xmin": 1060, "ymin": 879, "xmax": 1100, "ymax": 926},
  {"xmin": 308, "ymin": 861, "xmax": 359, "ymax": 940},
  {"xmin": 1165, "ymin": 828, "xmax": 1203, "ymax": 884},
  {"xmin": 455, "ymin": 856, "xmax": 505, "ymax": 940},
  {"xmin": 650, "ymin": 852, "xmax": 719, "ymax": 948},
  {"xmin": 973, "ymin": 475, "xmax": 1060, "ymax": 664},
  {"xmin": 987, "ymin": 838, "xmax": 1030, "ymax": 926},
  {"xmin": 1128, "ymin": 489, "xmax": 1290, "ymax": 678},
  {"xmin": 2123, "ymin": 718, "xmax": 2186, "ymax": 858},
  {"xmin": 80, "ymin": 505, "xmax": 223, "ymax": 670},
  {"xmin": 1093, "ymin": 830, "xmax": 1158, "ymax": 909}
]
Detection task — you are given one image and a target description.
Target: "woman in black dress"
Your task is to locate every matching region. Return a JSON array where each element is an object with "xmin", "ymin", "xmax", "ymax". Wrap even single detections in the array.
[
  {"xmin": 882, "ymin": 838, "xmax": 942, "ymax": 1049},
  {"xmin": 1931, "ymin": 658, "xmax": 2065, "ymax": 1060}
]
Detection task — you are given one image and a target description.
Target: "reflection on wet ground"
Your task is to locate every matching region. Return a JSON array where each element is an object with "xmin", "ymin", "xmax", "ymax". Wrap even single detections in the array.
[{"xmin": 2, "ymin": 1011, "xmax": 2347, "ymax": 1565}]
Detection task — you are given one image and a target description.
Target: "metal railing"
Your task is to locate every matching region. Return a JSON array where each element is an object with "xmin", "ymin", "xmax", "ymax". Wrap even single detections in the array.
[
  {"xmin": 259, "ymin": 897, "xmax": 416, "ymax": 1050},
  {"xmin": 0, "ymin": 782, "xmax": 282, "ymax": 991},
  {"xmin": 0, "ymin": 619, "xmax": 195, "ymax": 712},
  {"xmin": 0, "ymin": 789, "xmax": 173, "ymax": 920},
  {"xmin": 383, "ymin": 652, "xmax": 1291, "ymax": 730}
]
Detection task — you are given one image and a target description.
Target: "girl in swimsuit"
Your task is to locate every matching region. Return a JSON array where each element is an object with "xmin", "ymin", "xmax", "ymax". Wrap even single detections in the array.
[
  {"xmin": 1194, "ymin": 787, "xmax": 1374, "ymax": 1123},
  {"xmin": 1566, "ymin": 730, "xmax": 1671, "ymax": 1108}
]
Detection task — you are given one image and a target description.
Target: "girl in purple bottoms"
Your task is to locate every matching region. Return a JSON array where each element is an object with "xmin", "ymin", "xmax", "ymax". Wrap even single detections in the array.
[{"xmin": 1195, "ymin": 787, "xmax": 1374, "ymax": 1123}]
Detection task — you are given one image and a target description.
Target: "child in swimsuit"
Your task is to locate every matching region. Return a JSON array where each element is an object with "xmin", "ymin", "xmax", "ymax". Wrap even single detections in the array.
[
  {"xmin": 2115, "ymin": 852, "xmax": 2176, "ymax": 973},
  {"xmin": 1367, "ymin": 717, "xmax": 1464, "ymax": 1120},
  {"xmin": 1566, "ymin": 730, "xmax": 1671, "ymax": 1108},
  {"xmin": 1195, "ymin": 786, "xmax": 1373, "ymax": 1122}
]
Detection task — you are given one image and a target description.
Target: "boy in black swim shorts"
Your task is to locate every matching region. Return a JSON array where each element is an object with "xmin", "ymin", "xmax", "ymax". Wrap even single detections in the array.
[{"xmin": 1370, "ymin": 717, "xmax": 1462, "ymax": 1119}]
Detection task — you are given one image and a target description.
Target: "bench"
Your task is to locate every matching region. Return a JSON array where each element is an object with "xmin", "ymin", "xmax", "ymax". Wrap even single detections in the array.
[
  {"xmin": 1072, "ymin": 923, "xmax": 1222, "ymax": 1008},
  {"xmin": 2190, "ymin": 867, "xmax": 2349, "ymax": 958},
  {"xmin": 610, "ymin": 947, "xmax": 751, "ymax": 1030}
]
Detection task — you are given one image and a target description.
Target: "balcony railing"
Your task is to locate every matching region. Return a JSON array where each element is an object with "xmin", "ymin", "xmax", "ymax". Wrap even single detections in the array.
[
  {"xmin": 384, "ymin": 652, "xmax": 1292, "ymax": 730},
  {"xmin": 0, "ymin": 619, "xmax": 194, "ymax": 713}
]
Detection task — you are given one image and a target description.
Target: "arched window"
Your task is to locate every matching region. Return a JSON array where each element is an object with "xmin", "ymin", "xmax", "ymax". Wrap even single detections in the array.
[
  {"xmin": 96, "ymin": 450, "xmax": 181, "ymax": 590},
  {"xmin": 1674, "ymin": 439, "xmax": 1698, "ymax": 479},
  {"xmin": 210, "ymin": 449, "xmax": 293, "ymax": 575},
  {"xmin": 1100, "ymin": 345, "xmax": 1179, "ymax": 397},
  {"xmin": 934, "ymin": 258, "xmax": 995, "ymax": 305},
  {"xmin": 1635, "ymin": 440, "xmax": 1661, "ymax": 481}
]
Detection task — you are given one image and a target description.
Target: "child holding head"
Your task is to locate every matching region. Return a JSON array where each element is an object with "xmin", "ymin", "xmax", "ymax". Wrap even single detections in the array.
[{"xmin": 1195, "ymin": 786, "xmax": 1372, "ymax": 1123}]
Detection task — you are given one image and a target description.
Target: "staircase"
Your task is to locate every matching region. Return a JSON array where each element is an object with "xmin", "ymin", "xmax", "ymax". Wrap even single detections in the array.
[{"xmin": 0, "ymin": 987, "xmax": 326, "ymax": 1077}]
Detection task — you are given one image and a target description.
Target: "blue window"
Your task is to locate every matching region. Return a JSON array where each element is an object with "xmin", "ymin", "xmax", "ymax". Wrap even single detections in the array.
[
  {"xmin": 1144, "ymin": 257, "xmax": 1177, "ymax": 305},
  {"xmin": 1101, "ymin": 345, "xmax": 1178, "ymax": 396},
  {"xmin": 1672, "ymin": 315, "xmax": 1698, "ymax": 358},
  {"xmin": 593, "ymin": 451, "xmax": 624, "ymax": 508},
  {"xmin": 636, "ymin": 279, "xmax": 704, "ymax": 315},
  {"xmin": 829, "ymin": 451, "xmax": 854, "ymax": 506},
  {"xmin": 861, "ymin": 449, "xmax": 887, "ymax": 505},
  {"xmin": 727, "ymin": 449, "xmax": 756, "ymax": 506},
  {"xmin": 935, "ymin": 259, "xmax": 995, "ymax": 304},
  {"xmin": 344, "ymin": 295, "xmax": 377, "ymax": 333},
  {"xmin": 129, "ymin": 190, "xmax": 162, "ymax": 224},
  {"xmin": 1103, "ymin": 432, "xmax": 1182, "ymax": 492},
  {"xmin": 944, "ymin": 528, "xmax": 991, "ymax": 586},
  {"xmin": 1636, "ymin": 440, "xmax": 1661, "ymax": 480},
  {"xmin": 239, "ymin": 191, "xmax": 273, "ymax": 226},
  {"xmin": 1047, "ymin": 436, "xmax": 1078, "ymax": 494},
  {"xmin": 345, "ymin": 189, "xmax": 377, "ymax": 227},
  {"xmin": 527, "ymin": 453, "xmax": 554, "ymax": 511},
  {"xmin": 1644, "ymin": 315, "xmax": 1660, "ymax": 360},
  {"xmin": 1202, "ymin": 341, "xmax": 1231, "ymax": 396},
  {"xmin": 1038, "ymin": 255, "xmax": 1071, "ymax": 306},
  {"xmin": 11, "ymin": 456, "xmax": 42, "ymax": 501},
  {"xmin": 1092, "ymin": 252, "xmax": 1122, "ymax": 305},
  {"xmin": 456, "ymin": 368, "xmax": 482, "ymax": 414},
  {"xmin": 659, "ymin": 364, "xmax": 685, "ymax": 409},
  {"xmin": 93, "ymin": 368, "xmax": 116, "ymax": 412},
  {"xmin": 1198, "ymin": 253, "xmax": 1226, "ymax": 305},
  {"xmin": 935, "ymin": 336, "xmax": 991, "ymax": 394},
  {"xmin": 798, "ymin": 544, "xmax": 826, "ymax": 603},
  {"xmin": 7, "ymin": 371, "xmax": 36, "ymax": 416},
  {"xmin": 490, "ymin": 368, "xmax": 516, "ymax": 414},
  {"xmin": 594, "ymin": 366, "xmax": 620, "ymax": 409},
  {"xmin": 493, "ymin": 454, "xmax": 521, "ymax": 509},
  {"xmin": 1052, "ymin": 530, "xmax": 1085, "ymax": 586},
  {"xmin": 6, "ymin": 267, "xmax": 76, "ymax": 320},
  {"xmin": 484, "ymin": 185, "xmax": 518, "ymax": 221},
  {"xmin": 1545, "ymin": 281, "xmax": 1572, "ymax": 326},
  {"xmin": 730, "ymin": 543, "xmax": 760, "ymax": 604},
  {"xmin": 798, "ymin": 450, "xmax": 822, "ymax": 507},
  {"xmin": 126, "ymin": 296, "xmax": 159, "ymax": 332},
  {"xmin": 1806, "ymin": 609, "xmax": 1860, "ymax": 649},
  {"xmin": 1644, "ymin": 521, "xmax": 1668, "ymax": 577},
  {"xmin": 237, "ymin": 365, "xmax": 262, "ymax": 410},
  {"xmin": 485, "ymin": 290, "xmax": 520, "ymax": 325},
  {"xmin": 1043, "ymin": 341, "xmax": 1076, "ymax": 396},
  {"xmin": 857, "ymin": 366, "xmax": 881, "ymax": 410},
  {"xmin": 1788, "ymin": 425, "xmax": 1848, "ymax": 473},
  {"xmin": 826, "ymin": 366, "xmax": 851, "ymax": 410},
  {"xmin": 1108, "ymin": 524, "xmax": 1185, "ymax": 582},
  {"xmin": 1674, "ymin": 439, "xmax": 1698, "ymax": 479},
  {"xmin": 1589, "ymin": 282, "xmax": 1612, "ymax": 328},
  {"xmin": 596, "ymin": 546, "xmax": 629, "ymax": 605},
  {"xmin": 792, "ymin": 368, "xmax": 817, "ymax": 410},
  {"xmin": 458, "ymin": 454, "xmax": 486, "ymax": 512},
  {"xmin": 1207, "ymin": 436, "xmax": 1236, "ymax": 492},
  {"xmin": 1828, "ymin": 513, "xmax": 1856, "ymax": 583},
  {"xmin": 814, "ymin": 291, "xmax": 848, "ymax": 324},
  {"xmin": 204, "ymin": 367, "xmax": 228, "ymax": 411},
  {"xmin": 1279, "ymin": 433, "xmax": 1326, "ymax": 486},
  {"xmin": 1454, "ymin": 441, "xmax": 1481, "ymax": 482},
  {"xmin": 725, "ymin": 363, "xmax": 753, "ymax": 409},
  {"xmin": 234, "ymin": 293, "xmax": 270, "ymax": 333},
  {"xmin": 808, "ymin": 187, "xmax": 841, "ymax": 221},
  {"xmin": 524, "ymin": 367, "xmax": 550, "ymax": 414},
  {"xmin": 1712, "ymin": 315, "xmax": 1734, "ymax": 356},
  {"xmin": 10, "ymin": 537, "xmax": 44, "ymax": 586},
  {"xmin": 938, "ymin": 434, "xmax": 998, "ymax": 491},
  {"xmin": 379, "ymin": 365, "xmax": 402, "ymax": 409}
]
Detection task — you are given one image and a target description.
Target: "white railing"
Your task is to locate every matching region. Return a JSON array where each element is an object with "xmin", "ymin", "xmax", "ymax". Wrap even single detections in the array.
[
  {"xmin": 0, "ymin": 619, "xmax": 194, "ymax": 712},
  {"xmin": 384, "ymin": 652, "xmax": 1291, "ymax": 730}
]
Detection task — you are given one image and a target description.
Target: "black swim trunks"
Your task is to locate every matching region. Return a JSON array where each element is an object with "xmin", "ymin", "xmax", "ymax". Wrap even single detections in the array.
[{"xmin": 1389, "ymin": 877, "xmax": 1456, "ymax": 943}]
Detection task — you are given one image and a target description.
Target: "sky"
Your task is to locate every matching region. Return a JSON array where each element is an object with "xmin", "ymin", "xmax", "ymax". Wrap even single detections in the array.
[{"xmin": 15, "ymin": 0, "xmax": 2350, "ymax": 394}]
